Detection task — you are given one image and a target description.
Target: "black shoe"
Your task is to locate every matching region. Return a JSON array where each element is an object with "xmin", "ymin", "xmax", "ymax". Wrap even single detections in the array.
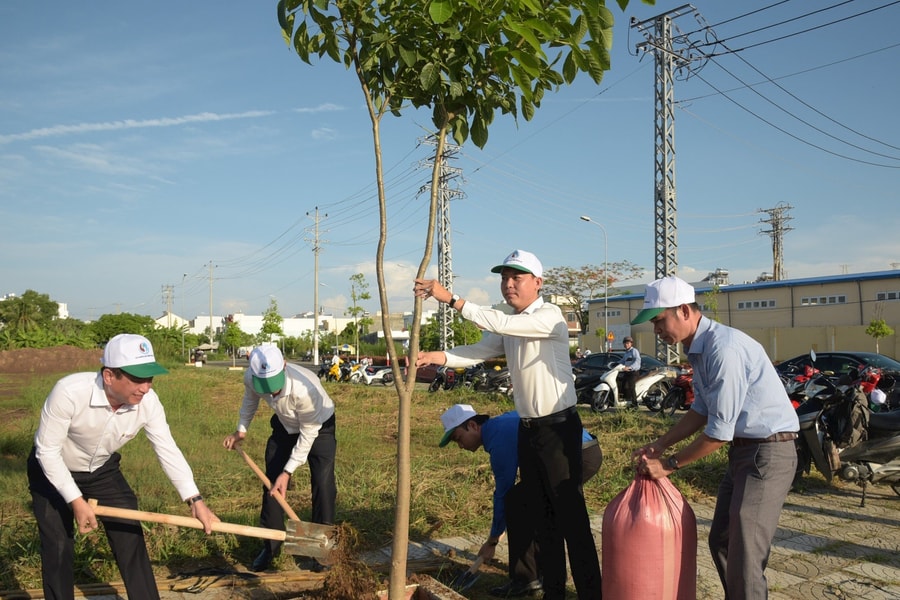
[
  {"xmin": 489, "ymin": 579, "xmax": 543, "ymax": 597},
  {"xmin": 250, "ymin": 548, "xmax": 274, "ymax": 572}
]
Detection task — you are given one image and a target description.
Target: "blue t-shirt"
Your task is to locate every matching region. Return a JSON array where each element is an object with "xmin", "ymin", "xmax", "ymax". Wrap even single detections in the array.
[{"xmin": 482, "ymin": 411, "xmax": 594, "ymax": 537}]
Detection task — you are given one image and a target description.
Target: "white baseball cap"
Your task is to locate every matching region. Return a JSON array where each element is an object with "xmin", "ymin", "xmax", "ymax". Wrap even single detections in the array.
[
  {"xmin": 249, "ymin": 345, "xmax": 286, "ymax": 394},
  {"xmin": 439, "ymin": 403, "xmax": 479, "ymax": 447},
  {"xmin": 102, "ymin": 333, "xmax": 168, "ymax": 378},
  {"xmin": 491, "ymin": 249, "xmax": 543, "ymax": 278},
  {"xmin": 631, "ymin": 276, "xmax": 696, "ymax": 324}
]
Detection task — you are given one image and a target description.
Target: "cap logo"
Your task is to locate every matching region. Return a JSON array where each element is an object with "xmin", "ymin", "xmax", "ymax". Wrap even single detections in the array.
[{"xmin": 139, "ymin": 341, "xmax": 150, "ymax": 354}]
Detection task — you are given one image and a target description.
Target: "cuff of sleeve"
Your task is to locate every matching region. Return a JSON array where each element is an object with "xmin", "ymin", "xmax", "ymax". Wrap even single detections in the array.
[{"xmin": 283, "ymin": 459, "xmax": 302, "ymax": 474}]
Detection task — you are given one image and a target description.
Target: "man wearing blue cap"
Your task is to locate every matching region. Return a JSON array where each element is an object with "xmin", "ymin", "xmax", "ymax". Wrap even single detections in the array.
[
  {"xmin": 223, "ymin": 345, "xmax": 336, "ymax": 572},
  {"xmin": 415, "ymin": 250, "xmax": 602, "ymax": 600},
  {"xmin": 28, "ymin": 333, "xmax": 219, "ymax": 600}
]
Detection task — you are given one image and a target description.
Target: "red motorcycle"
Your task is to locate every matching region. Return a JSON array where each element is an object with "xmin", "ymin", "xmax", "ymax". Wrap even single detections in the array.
[{"xmin": 662, "ymin": 365, "xmax": 694, "ymax": 417}]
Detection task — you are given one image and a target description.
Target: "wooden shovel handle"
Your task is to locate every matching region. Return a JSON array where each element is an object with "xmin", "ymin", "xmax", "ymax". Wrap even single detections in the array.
[
  {"xmin": 87, "ymin": 499, "xmax": 285, "ymax": 542},
  {"xmin": 234, "ymin": 445, "xmax": 301, "ymax": 522}
]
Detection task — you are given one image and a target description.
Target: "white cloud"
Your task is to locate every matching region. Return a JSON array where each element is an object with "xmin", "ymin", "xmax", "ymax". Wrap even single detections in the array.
[{"xmin": 0, "ymin": 110, "xmax": 275, "ymax": 144}]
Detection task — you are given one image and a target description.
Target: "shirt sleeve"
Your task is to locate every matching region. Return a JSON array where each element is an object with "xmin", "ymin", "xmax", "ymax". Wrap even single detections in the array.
[
  {"xmin": 486, "ymin": 430, "xmax": 518, "ymax": 538},
  {"xmin": 696, "ymin": 345, "xmax": 747, "ymax": 442},
  {"xmin": 34, "ymin": 380, "xmax": 83, "ymax": 503},
  {"xmin": 237, "ymin": 373, "xmax": 262, "ymax": 433},
  {"xmin": 283, "ymin": 421, "xmax": 323, "ymax": 473}
]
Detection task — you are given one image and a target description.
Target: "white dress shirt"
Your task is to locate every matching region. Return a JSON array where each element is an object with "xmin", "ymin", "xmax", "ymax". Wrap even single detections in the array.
[
  {"xmin": 34, "ymin": 372, "xmax": 200, "ymax": 504},
  {"xmin": 443, "ymin": 297, "xmax": 576, "ymax": 418},
  {"xmin": 237, "ymin": 363, "xmax": 335, "ymax": 473}
]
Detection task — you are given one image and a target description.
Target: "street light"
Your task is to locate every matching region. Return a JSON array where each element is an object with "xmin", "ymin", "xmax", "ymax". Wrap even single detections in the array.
[{"xmin": 580, "ymin": 215, "xmax": 608, "ymax": 352}]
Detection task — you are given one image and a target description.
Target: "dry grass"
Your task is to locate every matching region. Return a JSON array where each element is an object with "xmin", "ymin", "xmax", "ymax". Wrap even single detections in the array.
[{"xmin": 0, "ymin": 358, "xmax": 726, "ymax": 596}]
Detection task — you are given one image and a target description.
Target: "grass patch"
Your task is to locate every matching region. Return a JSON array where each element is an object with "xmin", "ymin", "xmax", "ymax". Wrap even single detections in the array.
[{"xmin": 0, "ymin": 365, "xmax": 726, "ymax": 591}]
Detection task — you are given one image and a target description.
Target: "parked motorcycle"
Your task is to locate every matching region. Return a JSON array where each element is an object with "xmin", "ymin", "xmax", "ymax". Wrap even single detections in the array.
[
  {"xmin": 350, "ymin": 364, "xmax": 394, "ymax": 386},
  {"xmin": 589, "ymin": 363, "xmax": 674, "ymax": 413},
  {"xmin": 469, "ymin": 364, "xmax": 513, "ymax": 399},
  {"xmin": 428, "ymin": 366, "xmax": 461, "ymax": 392},
  {"xmin": 793, "ymin": 368, "xmax": 900, "ymax": 506},
  {"xmin": 661, "ymin": 365, "xmax": 695, "ymax": 417}
]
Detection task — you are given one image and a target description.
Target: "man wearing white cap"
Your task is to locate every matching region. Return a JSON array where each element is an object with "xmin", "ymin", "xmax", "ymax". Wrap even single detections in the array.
[
  {"xmin": 28, "ymin": 333, "xmax": 220, "ymax": 600},
  {"xmin": 415, "ymin": 250, "xmax": 602, "ymax": 600},
  {"xmin": 631, "ymin": 275, "xmax": 799, "ymax": 600},
  {"xmin": 439, "ymin": 404, "xmax": 603, "ymax": 598},
  {"xmin": 222, "ymin": 345, "xmax": 336, "ymax": 572}
]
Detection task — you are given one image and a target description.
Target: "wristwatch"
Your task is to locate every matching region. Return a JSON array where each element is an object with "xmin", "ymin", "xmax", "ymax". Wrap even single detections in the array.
[
  {"xmin": 449, "ymin": 294, "xmax": 460, "ymax": 308},
  {"xmin": 666, "ymin": 455, "xmax": 680, "ymax": 471}
]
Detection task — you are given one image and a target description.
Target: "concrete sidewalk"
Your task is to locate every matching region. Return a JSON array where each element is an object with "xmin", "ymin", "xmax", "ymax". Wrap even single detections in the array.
[{"xmin": 370, "ymin": 479, "xmax": 900, "ymax": 599}]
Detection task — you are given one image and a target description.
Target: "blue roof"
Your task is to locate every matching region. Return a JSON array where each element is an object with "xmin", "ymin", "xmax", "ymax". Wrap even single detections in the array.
[{"xmin": 588, "ymin": 269, "xmax": 900, "ymax": 305}]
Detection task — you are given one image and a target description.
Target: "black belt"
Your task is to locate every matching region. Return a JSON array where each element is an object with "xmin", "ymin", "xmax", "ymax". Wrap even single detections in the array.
[
  {"xmin": 520, "ymin": 406, "xmax": 576, "ymax": 429},
  {"xmin": 731, "ymin": 432, "xmax": 798, "ymax": 446}
]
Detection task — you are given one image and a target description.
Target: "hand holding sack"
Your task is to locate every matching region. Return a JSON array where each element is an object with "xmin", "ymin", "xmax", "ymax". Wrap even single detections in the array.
[{"xmin": 602, "ymin": 473, "xmax": 697, "ymax": 599}]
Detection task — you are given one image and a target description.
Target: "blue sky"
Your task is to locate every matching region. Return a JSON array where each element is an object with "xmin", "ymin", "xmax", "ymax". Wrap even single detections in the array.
[{"xmin": 2, "ymin": 1, "xmax": 898, "ymax": 322}]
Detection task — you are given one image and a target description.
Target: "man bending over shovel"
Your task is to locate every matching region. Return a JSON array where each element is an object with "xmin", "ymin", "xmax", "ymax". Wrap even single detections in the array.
[
  {"xmin": 439, "ymin": 403, "xmax": 602, "ymax": 597},
  {"xmin": 28, "ymin": 333, "xmax": 220, "ymax": 600},
  {"xmin": 223, "ymin": 345, "xmax": 337, "ymax": 571}
]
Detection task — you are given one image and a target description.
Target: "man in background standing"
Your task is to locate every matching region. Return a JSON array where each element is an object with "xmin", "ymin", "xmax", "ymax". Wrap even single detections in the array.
[{"xmin": 620, "ymin": 336, "xmax": 641, "ymax": 408}]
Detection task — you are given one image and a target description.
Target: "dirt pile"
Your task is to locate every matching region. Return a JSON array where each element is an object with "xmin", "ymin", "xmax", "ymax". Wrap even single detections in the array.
[{"xmin": 0, "ymin": 346, "xmax": 102, "ymax": 375}]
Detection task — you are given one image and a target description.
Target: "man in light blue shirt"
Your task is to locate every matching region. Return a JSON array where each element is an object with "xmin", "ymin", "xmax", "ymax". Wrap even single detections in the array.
[
  {"xmin": 632, "ymin": 276, "xmax": 798, "ymax": 600},
  {"xmin": 620, "ymin": 336, "xmax": 641, "ymax": 407}
]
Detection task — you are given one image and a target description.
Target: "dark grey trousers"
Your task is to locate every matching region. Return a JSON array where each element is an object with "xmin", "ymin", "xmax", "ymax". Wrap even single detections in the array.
[{"xmin": 709, "ymin": 440, "xmax": 797, "ymax": 600}]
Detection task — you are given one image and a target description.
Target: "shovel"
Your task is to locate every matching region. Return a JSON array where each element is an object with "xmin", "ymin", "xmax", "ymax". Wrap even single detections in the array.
[
  {"xmin": 450, "ymin": 556, "xmax": 483, "ymax": 592},
  {"xmin": 87, "ymin": 499, "xmax": 337, "ymax": 562},
  {"xmin": 234, "ymin": 444, "xmax": 302, "ymax": 522}
]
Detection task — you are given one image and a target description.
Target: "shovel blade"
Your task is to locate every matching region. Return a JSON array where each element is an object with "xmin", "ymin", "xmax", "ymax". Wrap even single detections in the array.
[
  {"xmin": 450, "ymin": 569, "xmax": 481, "ymax": 592},
  {"xmin": 282, "ymin": 519, "xmax": 339, "ymax": 562}
]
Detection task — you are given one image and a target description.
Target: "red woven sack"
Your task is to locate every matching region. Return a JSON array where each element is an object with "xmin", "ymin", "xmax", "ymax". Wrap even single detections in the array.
[{"xmin": 601, "ymin": 474, "xmax": 697, "ymax": 599}]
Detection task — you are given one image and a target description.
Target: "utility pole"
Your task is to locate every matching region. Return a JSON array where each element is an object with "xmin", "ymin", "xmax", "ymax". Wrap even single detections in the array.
[
  {"xmin": 162, "ymin": 284, "xmax": 174, "ymax": 326},
  {"xmin": 632, "ymin": 4, "xmax": 698, "ymax": 365},
  {"xmin": 207, "ymin": 261, "xmax": 217, "ymax": 350},
  {"xmin": 306, "ymin": 207, "xmax": 328, "ymax": 365},
  {"xmin": 758, "ymin": 203, "xmax": 794, "ymax": 281},
  {"xmin": 420, "ymin": 136, "xmax": 464, "ymax": 350}
]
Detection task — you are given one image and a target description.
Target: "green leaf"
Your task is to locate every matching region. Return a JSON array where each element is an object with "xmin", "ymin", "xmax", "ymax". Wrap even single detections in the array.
[
  {"xmin": 399, "ymin": 45, "xmax": 418, "ymax": 67},
  {"xmin": 471, "ymin": 113, "xmax": 488, "ymax": 148},
  {"xmin": 429, "ymin": 0, "xmax": 453, "ymax": 24},
  {"xmin": 419, "ymin": 62, "xmax": 440, "ymax": 90},
  {"xmin": 521, "ymin": 97, "xmax": 535, "ymax": 121}
]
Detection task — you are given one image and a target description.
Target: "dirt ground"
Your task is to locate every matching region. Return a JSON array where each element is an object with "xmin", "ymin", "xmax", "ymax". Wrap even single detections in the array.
[{"xmin": 0, "ymin": 345, "xmax": 101, "ymax": 375}]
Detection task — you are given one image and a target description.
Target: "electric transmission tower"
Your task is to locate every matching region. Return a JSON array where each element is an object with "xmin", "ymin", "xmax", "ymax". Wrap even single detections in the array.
[
  {"xmin": 632, "ymin": 4, "xmax": 703, "ymax": 364},
  {"xmin": 419, "ymin": 136, "xmax": 465, "ymax": 350},
  {"xmin": 758, "ymin": 203, "xmax": 793, "ymax": 281}
]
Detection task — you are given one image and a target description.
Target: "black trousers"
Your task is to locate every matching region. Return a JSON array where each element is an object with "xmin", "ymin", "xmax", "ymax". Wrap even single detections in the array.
[
  {"xmin": 260, "ymin": 413, "xmax": 337, "ymax": 556},
  {"xmin": 518, "ymin": 409, "xmax": 602, "ymax": 600},
  {"xmin": 506, "ymin": 439, "xmax": 603, "ymax": 584},
  {"xmin": 27, "ymin": 449, "xmax": 160, "ymax": 600},
  {"xmin": 621, "ymin": 371, "xmax": 639, "ymax": 404}
]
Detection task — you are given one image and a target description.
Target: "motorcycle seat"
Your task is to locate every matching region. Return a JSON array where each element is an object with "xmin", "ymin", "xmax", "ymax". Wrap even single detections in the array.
[{"xmin": 869, "ymin": 409, "xmax": 900, "ymax": 433}]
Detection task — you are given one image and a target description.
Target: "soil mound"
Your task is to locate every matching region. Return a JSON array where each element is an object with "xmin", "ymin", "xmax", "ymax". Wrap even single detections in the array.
[{"xmin": 0, "ymin": 346, "xmax": 102, "ymax": 375}]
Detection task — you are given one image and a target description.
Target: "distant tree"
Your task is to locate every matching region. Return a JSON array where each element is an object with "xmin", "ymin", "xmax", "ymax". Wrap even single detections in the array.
[
  {"xmin": 542, "ymin": 262, "xmax": 643, "ymax": 333},
  {"xmin": 260, "ymin": 298, "xmax": 284, "ymax": 343},
  {"xmin": 89, "ymin": 313, "xmax": 157, "ymax": 345},
  {"xmin": 419, "ymin": 313, "xmax": 482, "ymax": 352},
  {"xmin": 0, "ymin": 290, "xmax": 59, "ymax": 332},
  {"xmin": 703, "ymin": 285, "xmax": 722, "ymax": 323},
  {"xmin": 222, "ymin": 321, "xmax": 247, "ymax": 359},
  {"xmin": 346, "ymin": 273, "xmax": 372, "ymax": 362},
  {"xmin": 865, "ymin": 319, "xmax": 894, "ymax": 354}
]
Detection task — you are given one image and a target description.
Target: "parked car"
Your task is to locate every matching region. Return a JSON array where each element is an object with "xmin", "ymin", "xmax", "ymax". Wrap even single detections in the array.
[
  {"xmin": 415, "ymin": 363, "xmax": 442, "ymax": 383},
  {"xmin": 775, "ymin": 351, "xmax": 900, "ymax": 380}
]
